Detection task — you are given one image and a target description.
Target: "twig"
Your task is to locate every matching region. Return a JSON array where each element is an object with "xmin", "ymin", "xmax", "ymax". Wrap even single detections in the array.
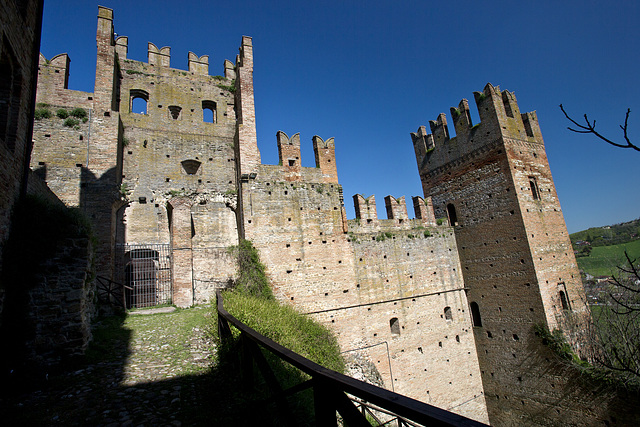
[{"xmin": 559, "ymin": 104, "xmax": 639, "ymax": 152}]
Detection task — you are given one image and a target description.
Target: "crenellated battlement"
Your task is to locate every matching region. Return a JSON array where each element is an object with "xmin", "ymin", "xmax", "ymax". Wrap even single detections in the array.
[
  {"xmin": 276, "ymin": 131, "xmax": 301, "ymax": 181},
  {"xmin": 38, "ymin": 53, "xmax": 70, "ymax": 90},
  {"xmin": 266, "ymin": 132, "xmax": 337, "ymax": 183},
  {"xmin": 312, "ymin": 135, "xmax": 337, "ymax": 183},
  {"xmin": 113, "ymin": 32, "xmax": 233, "ymax": 79},
  {"xmin": 351, "ymin": 193, "xmax": 436, "ymax": 228},
  {"xmin": 384, "ymin": 195, "xmax": 408, "ymax": 222},
  {"xmin": 412, "ymin": 83, "xmax": 544, "ymax": 175},
  {"xmin": 148, "ymin": 42, "xmax": 171, "ymax": 67}
]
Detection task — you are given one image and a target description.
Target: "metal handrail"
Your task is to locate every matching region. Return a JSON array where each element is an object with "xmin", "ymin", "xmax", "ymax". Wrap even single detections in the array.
[{"xmin": 216, "ymin": 290, "xmax": 487, "ymax": 427}]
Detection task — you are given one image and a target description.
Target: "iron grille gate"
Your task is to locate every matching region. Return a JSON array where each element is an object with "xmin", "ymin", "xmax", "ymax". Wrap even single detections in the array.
[{"xmin": 116, "ymin": 243, "xmax": 172, "ymax": 309}]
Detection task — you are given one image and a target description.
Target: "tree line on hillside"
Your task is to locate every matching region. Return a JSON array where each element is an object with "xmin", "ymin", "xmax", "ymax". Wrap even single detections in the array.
[{"xmin": 570, "ymin": 218, "xmax": 640, "ymax": 251}]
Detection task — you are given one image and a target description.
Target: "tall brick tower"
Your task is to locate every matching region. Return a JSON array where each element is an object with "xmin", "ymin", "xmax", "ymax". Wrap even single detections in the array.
[{"xmin": 412, "ymin": 83, "xmax": 590, "ymax": 424}]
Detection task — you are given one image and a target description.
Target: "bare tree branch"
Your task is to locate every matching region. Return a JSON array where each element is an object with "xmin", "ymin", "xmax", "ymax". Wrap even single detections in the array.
[{"xmin": 559, "ymin": 104, "xmax": 639, "ymax": 152}]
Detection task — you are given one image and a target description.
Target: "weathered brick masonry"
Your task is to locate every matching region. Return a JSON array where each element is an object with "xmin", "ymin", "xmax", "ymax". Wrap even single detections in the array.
[
  {"xmin": 26, "ymin": 6, "xmax": 640, "ymax": 425},
  {"xmin": 413, "ymin": 83, "xmax": 631, "ymax": 425}
]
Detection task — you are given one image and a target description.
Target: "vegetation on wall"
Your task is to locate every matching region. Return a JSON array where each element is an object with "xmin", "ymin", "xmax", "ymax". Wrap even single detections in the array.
[
  {"xmin": 214, "ymin": 239, "xmax": 345, "ymax": 422},
  {"xmin": 217, "ymin": 290, "xmax": 344, "ymax": 374},
  {"xmin": 227, "ymin": 239, "xmax": 272, "ymax": 299},
  {"xmin": 534, "ymin": 323, "xmax": 639, "ymax": 391},
  {"xmin": 34, "ymin": 108, "xmax": 52, "ymax": 120}
]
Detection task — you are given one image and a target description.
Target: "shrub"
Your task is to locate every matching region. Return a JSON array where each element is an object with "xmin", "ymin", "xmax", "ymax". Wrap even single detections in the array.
[
  {"xmin": 34, "ymin": 108, "xmax": 51, "ymax": 120},
  {"xmin": 227, "ymin": 239, "xmax": 272, "ymax": 299},
  {"xmin": 56, "ymin": 108, "xmax": 69, "ymax": 119},
  {"xmin": 436, "ymin": 218, "xmax": 444, "ymax": 226},
  {"xmin": 423, "ymin": 230, "xmax": 431, "ymax": 238},
  {"xmin": 70, "ymin": 107, "xmax": 87, "ymax": 119},
  {"xmin": 63, "ymin": 117, "xmax": 79, "ymax": 127}
]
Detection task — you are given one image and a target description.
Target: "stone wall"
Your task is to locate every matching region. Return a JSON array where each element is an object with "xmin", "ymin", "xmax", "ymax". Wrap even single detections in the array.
[
  {"xmin": 240, "ymin": 138, "xmax": 488, "ymax": 423},
  {"xmin": 27, "ymin": 237, "xmax": 95, "ymax": 366}
]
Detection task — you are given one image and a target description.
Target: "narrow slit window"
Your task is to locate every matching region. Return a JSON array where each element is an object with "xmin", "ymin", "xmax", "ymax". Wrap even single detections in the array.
[
  {"xmin": 130, "ymin": 89, "xmax": 149, "ymax": 115},
  {"xmin": 446, "ymin": 203, "xmax": 458, "ymax": 226},
  {"xmin": 202, "ymin": 100, "xmax": 217, "ymax": 123},
  {"xmin": 559, "ymin": 290, "xmax": 570, "ymax": 310},
  {"xmin": 529, "ymin": 176, "xmax": 540, "ymax": 200},
  {"xmin": 470, "ymin": 302, "xmax": 482, "ymax": 327}
]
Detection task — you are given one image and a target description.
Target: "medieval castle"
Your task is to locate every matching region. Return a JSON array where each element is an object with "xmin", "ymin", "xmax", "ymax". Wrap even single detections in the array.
[{"xmin": 1, "ymin": 4, "xmax": 636, "ymax": 425}]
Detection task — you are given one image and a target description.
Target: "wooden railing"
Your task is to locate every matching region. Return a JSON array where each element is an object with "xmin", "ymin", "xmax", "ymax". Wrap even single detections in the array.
[{"xmin": 216, "ymin": 290, "xmax": 488, "ymax": 427}]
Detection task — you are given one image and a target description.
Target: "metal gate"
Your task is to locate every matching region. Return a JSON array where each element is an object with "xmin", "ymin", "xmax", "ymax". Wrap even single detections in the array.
[{"xmin": 116, "ymin": 243, "xmax": 172, "ymax": 308}]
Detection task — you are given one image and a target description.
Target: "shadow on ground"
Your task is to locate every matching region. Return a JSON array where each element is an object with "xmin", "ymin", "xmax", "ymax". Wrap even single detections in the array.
[{"xmin": 0, "ymin": 309, "xmax": 307, "ymax": 426}]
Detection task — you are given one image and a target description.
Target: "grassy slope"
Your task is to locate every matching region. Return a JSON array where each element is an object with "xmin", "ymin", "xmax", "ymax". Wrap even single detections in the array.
[{"xmin": 576, "ymin": 239, "xmax": 640, "ymax": 277}]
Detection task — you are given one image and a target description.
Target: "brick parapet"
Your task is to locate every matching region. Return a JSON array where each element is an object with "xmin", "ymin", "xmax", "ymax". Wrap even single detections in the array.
[{"xmin": 412, "ymin": 83, "xmax": 545, "ymax": 180}]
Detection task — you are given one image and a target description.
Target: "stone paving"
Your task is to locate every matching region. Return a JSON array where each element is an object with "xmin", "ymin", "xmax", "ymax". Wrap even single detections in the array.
[{"xmin": 1, "ymin": 306, "xmax": 218, "ymax": 426}]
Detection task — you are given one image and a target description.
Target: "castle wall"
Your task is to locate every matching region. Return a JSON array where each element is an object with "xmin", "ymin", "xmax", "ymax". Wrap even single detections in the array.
[
  {"xmin": 27, "ymin": 7, "xmax": 639, "ymax": 424},
  {"xmin": 31, "ymin": 109, "xmax": 91, "ymax": 206},
  {"xmin": 26, "ymin": 237, "xmax": 95, "ymax": 366},
  {"xmin": 241, "ymin": 144, "xmax": 488, "ymax": 423},
  {"xmin": 347, "ymin": 224, "xmax": 487, "ymax": 422}
]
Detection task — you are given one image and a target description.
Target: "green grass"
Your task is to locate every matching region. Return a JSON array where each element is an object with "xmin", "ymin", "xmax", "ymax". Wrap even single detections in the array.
[
  {"xmin": 218, "ymin": 290, "xmax": 344, "ymax": 373},
  {"xmin": 214, "ymin": 290, "xmax": 344, "ymax": 425},
  {"xmin": 576, "ymin": 239, "xmax": 640, "ymax": 277}
]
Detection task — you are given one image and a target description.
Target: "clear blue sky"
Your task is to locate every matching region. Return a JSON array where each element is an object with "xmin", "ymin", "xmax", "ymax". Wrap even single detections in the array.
[{"xmin": 39, "ymin": 0, "xmax": 639, "ymax": 233}]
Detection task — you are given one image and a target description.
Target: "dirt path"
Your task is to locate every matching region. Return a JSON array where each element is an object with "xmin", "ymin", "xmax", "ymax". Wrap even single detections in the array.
[{"xmin": 1, "ymin": 306, "xmax": 217, "ymax": 426}]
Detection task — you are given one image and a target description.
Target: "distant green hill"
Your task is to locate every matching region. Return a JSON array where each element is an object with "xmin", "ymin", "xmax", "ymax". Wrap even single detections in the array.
[
  {"xmin": 575, "ymin": 239, "xmax": 640, "ymax": 278},
  {"xmin": 570, "ymin": 218, "xmax": 640, "ymax": 249}
]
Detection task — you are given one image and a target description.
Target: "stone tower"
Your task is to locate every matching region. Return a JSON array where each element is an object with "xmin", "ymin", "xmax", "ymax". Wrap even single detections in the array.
[{"xmin": 412, "ymin": 83, "xmax": 591, "ymax": 424}]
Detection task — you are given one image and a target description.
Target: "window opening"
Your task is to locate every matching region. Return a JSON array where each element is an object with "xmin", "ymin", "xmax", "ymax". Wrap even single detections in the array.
[
  {"xmin": 470, "ymin": 302, "xmax": 482, "ymax": 327},
  {"xmin": 130, "ymin": 89, "xmax": 149, "ymax": 114},
  {"xmin": 168, "ymin": 105, "xmax": 182, "ymax": 120},
  {"xmin": 444, "ymin": 306, "xmax": 453, "ymax": 321},
  {"xmin": 446, "ymin": 203, "xmax": 458, "ymax": 226},
  {"xmin": 390, "ymin": 317, "xmax": 400, "ymax": 336},
  {"xmin": 559, "ymin": 289, "xmax": 570, "ymax": 310},
  {"xmin": 202, "ymin": 100, "xmax": 217, "ymax": 123},
  {"xmin": 529, "ymin": 177, "xmax": 540, "ymax": 200},
  {"xmin": 181, "ymin": 159, "xmax": 201, "ymax": 175}
]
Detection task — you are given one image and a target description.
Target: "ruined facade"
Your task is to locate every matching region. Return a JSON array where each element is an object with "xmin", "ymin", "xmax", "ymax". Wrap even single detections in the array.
[{"xmin": 28, "ymin": 6, "xmax": 638, "ymax": 425}]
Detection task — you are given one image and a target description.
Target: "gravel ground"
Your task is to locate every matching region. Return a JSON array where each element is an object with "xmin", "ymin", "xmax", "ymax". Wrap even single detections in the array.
[{"xmin": 1, "ymin": 306, "xmax": 218, "ymax": 426}]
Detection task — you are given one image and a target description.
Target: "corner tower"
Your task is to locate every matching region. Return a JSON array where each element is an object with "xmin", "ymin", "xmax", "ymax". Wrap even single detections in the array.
[{"xmin": 412, "ymin": 83, "xmax": 589, "ymax": 424}]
